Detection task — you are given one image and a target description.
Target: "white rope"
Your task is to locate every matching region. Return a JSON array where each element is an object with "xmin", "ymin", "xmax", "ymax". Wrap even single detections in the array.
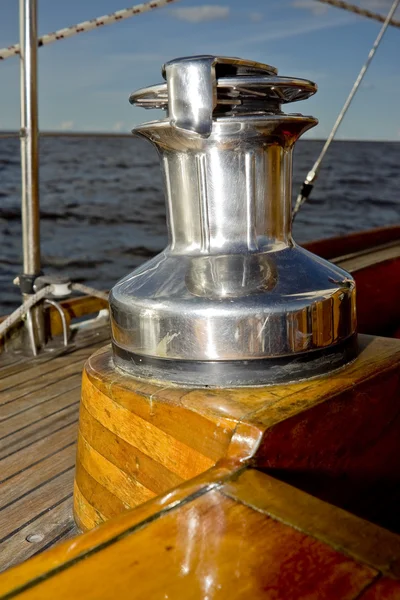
[
  {"xmin": 0, "ymin": 285, "xmax": 52, "ymax": 338},
  {"xmin": 71, "ymin": 283, "xmax": 109, "ymax": 302},
  {"xmin": 0, "ymin": 282, "xmax": 109, "ymax": 340},
  {"xmin": 0, "ymin": 0, "xmax": 180, "ymax": 61}
]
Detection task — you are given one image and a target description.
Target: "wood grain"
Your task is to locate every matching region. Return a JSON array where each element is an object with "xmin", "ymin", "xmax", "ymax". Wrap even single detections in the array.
[
  {"xmin": 47, "ymin": 296, "xmax": 108, "ymax": 337},
  {"xmin": 0, "ymin": 469, "xmax": 74, "ymax": 544},
  {"xmin": 0, "ymin": 445, "xmax": 76, "ymax": 510},
  {"xmin": 303, "ymin": 225, "xmax": 400, "ymax": 261},
  {"xmin": 0, "ymin": 227, "xmax": 399, "ymax": 587},
  {"xmin": 75, "ymin": 335, "xmax": 400, "ymax": 531},
  {"xmin": 0, "ymin": 404, "xmax": 78, "ymax": 460},
  {"xmin": 221, "ymin": 469, "xmax": 400, "ymax": 579},
  {"xmin": 360, "ymin": 578, "xmax": 400, "ymax": 599},
  {"xmin": 0, "ymin": 469, "xmax": 390, "ymax": 600},
  {"xmin": 78, "ymin": 402, "xmax": 184, "ymax": 495},
  {"xmin": 0, "ymin": 323, "xmax": 109, "ymax": 573},
  {"xmin": 3, "ymin": 466, "xmax": 400, "ymax": 598},
  {"xmin": 350, "ymin": 257, "xmax": 400, "ymax": 337},
  {"xmin": 0, "ymin": 498, "xmax": 75, "ymax": 573},
  {"xmin": 305, "ymin": 227, "xmax": 400, "ymax": 337}
]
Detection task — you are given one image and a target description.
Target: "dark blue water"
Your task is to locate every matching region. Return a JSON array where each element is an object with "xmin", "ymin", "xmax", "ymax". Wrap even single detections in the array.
[{"xmin": 0, "ymin": 136, "xmax": 399, "ymax": 312}]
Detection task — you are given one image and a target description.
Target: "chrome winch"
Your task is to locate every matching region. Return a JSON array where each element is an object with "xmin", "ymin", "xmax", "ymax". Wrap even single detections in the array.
[{"xmin": 109, "ymin": 55, "xmax": 357, "ymax": 387}]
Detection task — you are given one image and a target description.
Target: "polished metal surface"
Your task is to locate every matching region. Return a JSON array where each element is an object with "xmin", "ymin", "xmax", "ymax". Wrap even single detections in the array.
[
  {"xmin": 19, "ymin": 0, "xmax": 45, "ymax": 349},
  {"xmin": 110, "ymin": 55, "xmax": 357, "ymax": 386},
  {"xmin": 19, "ymin": 0, "xmax": 40, "ymax": 278}
]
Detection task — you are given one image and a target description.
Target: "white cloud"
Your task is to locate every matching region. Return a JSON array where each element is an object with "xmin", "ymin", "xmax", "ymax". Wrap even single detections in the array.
[
  {"xmin": 171, "ymin": 5, "xmax": 230, "ymax": 23},
  {"xmin": 112, "ymin": 121, "xmax": 124, "ymax": 132},
  {"xmin": 291, "ymin": 0, "xmax": 329, "ymax": 16},
  {"xmin": 236, "ymin": 12, "xmax": 353, "ymax": 46},
  {"xmin": 249, "ymin": 12, "xmax": 263, "ymax": 22},
  {"xmin": 60, "ymin": 120, "xmax": 74, "ymax": 131}
]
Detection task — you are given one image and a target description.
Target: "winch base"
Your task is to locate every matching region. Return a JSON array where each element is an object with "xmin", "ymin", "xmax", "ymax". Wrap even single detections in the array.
[{"xmin": 112, "ymin": 334, "xmax": 358, "ymax": 388}]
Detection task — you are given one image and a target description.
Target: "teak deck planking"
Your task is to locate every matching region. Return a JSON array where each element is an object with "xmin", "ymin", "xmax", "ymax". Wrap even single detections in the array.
[{"xmin": 0, "ymin": 324, "xmax": 110, "ymax": 572}]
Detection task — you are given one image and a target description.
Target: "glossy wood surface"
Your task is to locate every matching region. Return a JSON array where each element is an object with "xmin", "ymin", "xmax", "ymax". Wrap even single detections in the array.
[
  {"xmin": 3, "ymin": 468, "xmax": 400, "ymax": 599},
  {"xmin": 307, "ymin": 226, "xmax": 400, "ymax": 337},
  {"xmin": 75, "ymin": 334, "xmax": 400, "ymax": 531},
  {"xmin": 47, "ymin": 295, "xmax": 108, "ymax": 337},
  {"xmin": 0, "ymin": 225, "xmax": 399, "ymax": 590},
  {"xmin": 350, "ymin": 255, "xmax": 400, "ymax": 337},
  {"xmin": 303, "ymin": 225, "xmax": 400, "ymax": 261}
]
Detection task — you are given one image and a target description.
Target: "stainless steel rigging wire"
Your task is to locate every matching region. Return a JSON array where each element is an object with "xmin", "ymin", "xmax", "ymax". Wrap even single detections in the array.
[{"xmin": 293, "ymin": 0, "xmax": 400, "ymax": 220}]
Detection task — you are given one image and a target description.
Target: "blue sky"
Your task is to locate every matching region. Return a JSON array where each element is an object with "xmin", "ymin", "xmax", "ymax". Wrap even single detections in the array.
[{"xmin": 0, "ymin": 0, "xmax": 399, "ymax": 139}]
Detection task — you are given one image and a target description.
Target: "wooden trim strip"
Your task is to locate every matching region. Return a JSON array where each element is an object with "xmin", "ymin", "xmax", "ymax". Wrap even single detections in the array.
[
  {"xmin": 77, "ymin": 434, "xmax": 156, "ymax": 507},
  {"xmin": 74, "ymin": 463, "xmax": 128, "ymax": 521},
  {"xmin": 248, "ymin": 336, "xmax": 400, "ymax": 432},
  {"xmin": 0, "ymin": 465, "xmax": 243, "ymax": 599},
  {"xmin": 221, "ymin": 469, "xmax": 400, "ymax": 579},
  {"xmin": 78, "ymin": 403, "xmax": 184, "ymax": 495},
  {"xmin": 80, "ymin": 383, "xmax": 214, "ymax": 479},
  {"xmin": 0, "ymin": 472, "xmax": 384, "ymax": 600},
  {"xmin": 336, "ymin": 244, "xmax": 400, "ymax": 273},
  {"xmin": 303, "ymin": 225, "xmax": 400, "ymax": 260}
]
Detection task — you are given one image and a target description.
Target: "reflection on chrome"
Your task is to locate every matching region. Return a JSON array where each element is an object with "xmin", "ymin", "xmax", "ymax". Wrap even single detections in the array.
[{"xmin": 110, "ymin": 55, "xmax": 357, "ymax": 386}]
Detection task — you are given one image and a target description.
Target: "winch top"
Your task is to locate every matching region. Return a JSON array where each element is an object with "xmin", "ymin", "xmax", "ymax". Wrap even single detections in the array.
[
  {"xmin": 129, "ymin": 55, "xmax": 317, "ymax": 136},
  {"xmin": 109, "ymin": 55, "xmax": 356, "ymax": 387}
]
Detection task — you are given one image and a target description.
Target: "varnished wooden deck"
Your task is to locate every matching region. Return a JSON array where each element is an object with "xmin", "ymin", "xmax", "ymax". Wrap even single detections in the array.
[{"xmin": 0, "ymin": 323, "xmax": 110, "ymax": 572}]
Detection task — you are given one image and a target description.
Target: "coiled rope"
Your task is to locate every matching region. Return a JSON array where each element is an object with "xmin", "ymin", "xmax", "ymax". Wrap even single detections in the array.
[
  {"xmin": 315, "ymin": 0, "xmax": 400, "ymax": 29},
  {"xmin": 0, "ymin": 0, "xmax": 180, "ymax": 61}
]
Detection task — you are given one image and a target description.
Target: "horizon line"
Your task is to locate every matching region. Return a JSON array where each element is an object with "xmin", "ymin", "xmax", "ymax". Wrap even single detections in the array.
[{"xmin": 0, "ymin": 131, "xmax": 399, "ymax": 143}]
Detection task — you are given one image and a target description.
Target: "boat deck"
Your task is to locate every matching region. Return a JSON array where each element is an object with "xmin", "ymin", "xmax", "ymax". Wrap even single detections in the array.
[
  {"xmin": 0, "ymin": 323, "xmax": 110, "ymax": 573},
  {"xmin": 0, "ymin": 227, "xmax": 399, "ymax": 576}
]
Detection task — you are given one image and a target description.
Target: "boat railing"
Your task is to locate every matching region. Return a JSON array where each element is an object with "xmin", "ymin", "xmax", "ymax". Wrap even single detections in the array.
[
  {"xmin": 0, "ymin": 0, "xmax": 398, "ymax": 354},
  {"xmin": 0, "ymin": 0, "xmax": 180, "ymax": 353}
]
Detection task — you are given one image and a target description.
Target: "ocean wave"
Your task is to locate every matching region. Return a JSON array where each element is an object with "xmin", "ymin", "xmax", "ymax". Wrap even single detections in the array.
[{"xmin": 0, "ymin": 136, "xmax": 399, "ymax": 312}]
